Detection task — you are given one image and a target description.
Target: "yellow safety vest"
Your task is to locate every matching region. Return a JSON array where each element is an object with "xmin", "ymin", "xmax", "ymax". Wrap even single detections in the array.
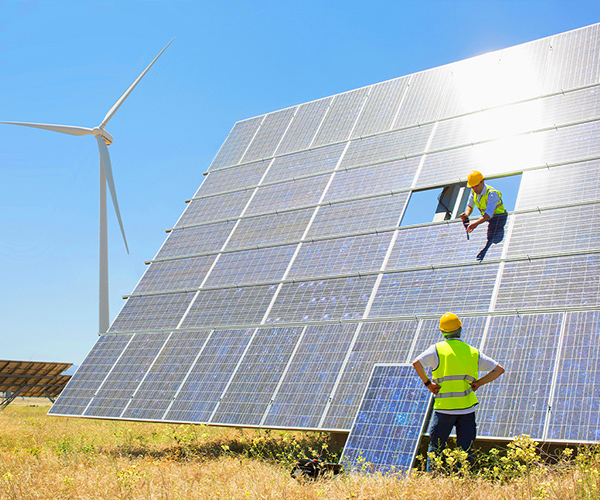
[
  {"xmin": 473, "ymin": 184, "xmax": 505, "ymax": 217},
  {"xmin": 432, "ymin": 340, "xmax": 479, "ymax": 411}
]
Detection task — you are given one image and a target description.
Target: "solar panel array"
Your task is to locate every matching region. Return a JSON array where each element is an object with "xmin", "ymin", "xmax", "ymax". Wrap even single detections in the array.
[
  {"xmin": 50, "ymin": 23, "xmax": 600, "ymax": 443},
  {"xmin": 342, "ymin": 364, "xmax": 432, "ymax": 474},
  {"xmin": 1, "ymin": 360, "xmax": 72, "ymax": 407}
]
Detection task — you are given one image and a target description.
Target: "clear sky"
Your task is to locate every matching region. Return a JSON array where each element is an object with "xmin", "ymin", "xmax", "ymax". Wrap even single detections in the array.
[{"xmin": 1, "ymin": 0, "xmax": 599, "ymax": 367}]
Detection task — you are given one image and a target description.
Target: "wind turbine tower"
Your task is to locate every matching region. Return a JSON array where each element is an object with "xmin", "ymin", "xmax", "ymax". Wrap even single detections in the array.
[{"xmin": 1, "ymin": 39, "xmax": 173, "ymax": 334}]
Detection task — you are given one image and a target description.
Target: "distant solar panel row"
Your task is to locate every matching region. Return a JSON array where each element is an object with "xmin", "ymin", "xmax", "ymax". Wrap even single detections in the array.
[{"xmin": 51, "ymin": 24, "xmax": 600, "ymax": 445}]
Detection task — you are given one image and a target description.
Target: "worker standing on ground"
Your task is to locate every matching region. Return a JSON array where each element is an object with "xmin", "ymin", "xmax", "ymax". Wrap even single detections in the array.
[
  {"xmin": 459, "ymin": 170, "xmax": 508, "ymax": 234},
  {"xmin": 412, "ymin": 313, "xmax": 504, "ymax": 472}
]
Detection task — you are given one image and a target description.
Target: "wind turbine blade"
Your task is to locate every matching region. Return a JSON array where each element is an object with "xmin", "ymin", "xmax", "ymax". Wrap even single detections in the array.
[
  {"xmin": 0, "ymin": 121, "xmax": 93, "ymax": 136},
  {"xmin": 96, "ymin": 135, "xmax": 129, "ymax": 254},
  {"xmin": 100, "ymin": 38, "xmax": 174, "ymax": 129}
]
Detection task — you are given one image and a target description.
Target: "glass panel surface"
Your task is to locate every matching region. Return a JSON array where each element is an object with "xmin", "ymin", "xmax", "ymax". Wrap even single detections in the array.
[
  {"xmin": 342, "ymin": 364, "xmax": 432, "ymax": 474},
  {"xmin": 121, "ymin": 331, "xmax": 211, "ymax": 420},
  {"xmin": 476, "ymin": 314, "xmax": 563, "ymax": 439},
  {"xmin": 322, "ymin": 321, "xmax": 419, "ymax": 430},
  {"xmin": 208, "ymin": 117, "xmax": 263, "ymax": 170},
  {"xmin": 109, "ymin": 293, "xmax": 196, "ymax": 332},
  {"xmin": 370, "ymin": 264, "xmax": 499, "ymax": 318},
  {"xmin": 83, "ymin": 333, "xmax": 170, "ymax": 418},
  {"xmin": 274, "ymin": 98, "xmax": 332, "ymax": 155},
  {"xmin": 156, "ymin": 221, "xmax": 236, "ymax": 259},
  {"xmin": 495, "ymin": 255, "xmax": 600, "ymax": 311},
  {"xmin": 181, "ymin": 285, "xmax": 279, "ymax": 328},
  {"xmin": 262, "ymin": 324, "xmax": 357, "ymax": 428},
  {"xmin": 164, "ymin": 329, "xmax": 255, "ymax": 422},
  {"xmin": 312, "ymin": 88, "xmax": 370, "ymax": 147},
  {"xmin": 241, "ymin": 107, "xmax": 296, "ymax": 163},
  {"xmin": 49, "ymin": 334, "xmax": 133, "ymax": 416},
  {"xmin": 266, "ymin": 276, "xmax": 377, "ymax": 324},
  {"xmin": 212, "ymin": 327, "xmax": 304, "ymax": 426},
  {"xmin": 546, "ymin": 311, "xmax": 600, "ymax": 442},
  {"xmin": 289, "ymin": 232, "xmax": 393, "ymax": 280}
]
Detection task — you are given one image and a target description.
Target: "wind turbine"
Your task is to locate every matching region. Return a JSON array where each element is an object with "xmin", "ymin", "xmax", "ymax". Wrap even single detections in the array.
[{"xmin": 1, "ymin": 39, "xmax": 173, "ymax": 334}]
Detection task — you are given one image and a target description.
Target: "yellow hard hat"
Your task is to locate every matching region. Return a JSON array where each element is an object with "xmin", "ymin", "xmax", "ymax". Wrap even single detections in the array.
[
  {"xmin": 439, "ymin": 312, "xmax": 462, "ymax": 332},
  {"xmin": 467, "ymin": 170, "xmax": 484, "ymax": 188}
]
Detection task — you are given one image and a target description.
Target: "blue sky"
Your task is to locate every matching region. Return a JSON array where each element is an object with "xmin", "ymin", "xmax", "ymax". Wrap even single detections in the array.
[{"xmin": 1, "ymin": 0, "xmax": 599, "ymax": 367}]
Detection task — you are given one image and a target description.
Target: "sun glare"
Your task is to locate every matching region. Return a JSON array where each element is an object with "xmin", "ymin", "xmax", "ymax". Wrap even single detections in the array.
[{"xmin": 450, "ymin": 50, "xmax": 545, "ymax": 174}]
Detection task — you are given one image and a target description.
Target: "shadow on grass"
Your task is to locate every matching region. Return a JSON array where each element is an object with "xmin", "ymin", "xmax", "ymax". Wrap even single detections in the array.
[{"xmin": 110, "ymin": 431, "xmax": 337, "ymax": 466}]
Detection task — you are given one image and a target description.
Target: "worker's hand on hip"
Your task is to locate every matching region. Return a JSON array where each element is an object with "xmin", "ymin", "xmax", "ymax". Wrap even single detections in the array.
[
  {"xmin": 471, "ymin": 380, "xmax": 482, "ymax": 391},
  {"xmin": 428, "ymin": 383, "xmax": 441, "ymax": 395}
]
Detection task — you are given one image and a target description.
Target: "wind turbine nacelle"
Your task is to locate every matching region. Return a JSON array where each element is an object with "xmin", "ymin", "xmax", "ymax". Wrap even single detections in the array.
[{"xmin": 93, "ymin": 127, "xmax": 113, "ymax": 145}]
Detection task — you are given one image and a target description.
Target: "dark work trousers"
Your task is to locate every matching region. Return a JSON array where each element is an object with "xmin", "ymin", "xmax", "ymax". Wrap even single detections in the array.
[
  {"xmin": 487, "ymin": 211, "xmax": 508, "ymax": 243},
  {"xmin": 427, "ymin": 411, "xmax": 477, "ymax": 472}
]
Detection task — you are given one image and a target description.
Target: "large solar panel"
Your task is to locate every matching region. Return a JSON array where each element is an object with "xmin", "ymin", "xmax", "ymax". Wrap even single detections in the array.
[
  {"xmin": 50, "ymin": 23, "xmax": 600, "ymax": 445},
  {"xmin": 341, "ymin": 364, "xmax": 433, "ymax": 475}
]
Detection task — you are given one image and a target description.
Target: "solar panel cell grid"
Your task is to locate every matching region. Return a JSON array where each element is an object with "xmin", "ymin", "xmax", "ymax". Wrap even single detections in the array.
[
  {"xmin": 370, "ymin": 264, "xmax": 500, "ymax": 319},
  {"xmin": 262, "ymin": 324, "xmax": 357, "ymax": 428},
  {"xmin": 516, "ymin": 160, "xmax": 600, "ymax": 211},
  {"xmin": 164, "ymin": 329, "xmax": 255, "ymax": 422},
  {"xmin": 542, "ymin": 25, "xmax": 600, "ymax": 94},
  {"xmin": 240, "ymin": 107, "xmax": 296, "ymax": 163},
  {"xmin": 324, "ymin": 157, "xmax": 420, "ymax": 203},
  {"xmin": 288, "ymin": 232, "xmax": 393, "ymax": 280},
  {"xmin": 546, "ymin": 311, "xmax": 600, "ymax": 442},
  {"xmin": 507, "ymin": 205, "xmax": 600, "ymax": 258},
  {"xmin": 181, "ymin": 284, "xmax": 279, "ymax": 328},
  {"xmin": 311, "ymin": 88, "xmax": 370, "ymax": 147},
  {"xmin": 307, "ymin": 194, "xmax": 409, "ymax": 239},
  {"xmin": 121, "ymin": 331, "xmax": 211, "ymax": 420},
  {"xmin": 109, "ymin": 293, "xmax": 196, "ymax": 332},
  {"xmin": 205, "ymin": 245, "xmax": 296, "ymax": 287},
  {"xmin": 263, "ymin": 143, "xmax": 346, "ymax": 184},
  {"xmin": 175, "ymin": 191, "xmax": 253, "ymax": 227},
  {"xmin": 322, "ymin": 321, "xmax": 419, "ymax": 430},
  {"xmin": 211, "ymin": 327, "xmax": 304, "ymax": 426},
  {"xmin": 195, "ymin": 160, "xmax": 271, "ymax": 197},
  {"xmin": 208, "ymin": 116, "xmax": 263, "ymax": 170},
  {"xmin": 495, "ymin": 254, "xmax": 600, "ymax": 311},
  {"xmin": 133, "ymin": 256, "xmax": 215, "ymax": 294},
  {"xmin": 266, "ymin": 276, "xmax": 377, "ymax": 324},
  {"xmin": 244, "ymin": 174, "xmax": 331, "ymax": 216},
  {"xmin": 83, "ymin": 333, "xmax": 170, "ymax": 418},
  {"xmin": 427, "ymin": 86, "xmax": 600, "ymax": 152},
  {"xmin": 393, "ymin": 67, "xmax": 450, "ymax": 128},
  {"xmin": 273, "ymin": 98, "xmax": 332, "ymax": 155},
  {"xmin": 155, "ymin": 222, "xmax": 237, "ymax": 259},
  {"xmin": 351, "ymin": 77, "xmax": 410, "ymax": 138},
  {"xmin": 48, "ymin": 334, "xmax": 132, "ymax": 416},
  {"xmin": 341, "ymin": 125, "xmax": 434, "ymax": 169},
  {"xmin": 387, "ymin": 222, "xmax": 505, "ymax": 270},
  {"xmin": 224, "ymin": 209, "xmax": 313, "ymax": 249},
  {"xmin": 342, "ymin": 364, "xmax": 432, "ymax": 474},
  {"xmin": 476, "ymin": 314, "xmax": 563, "ymax": 439}
]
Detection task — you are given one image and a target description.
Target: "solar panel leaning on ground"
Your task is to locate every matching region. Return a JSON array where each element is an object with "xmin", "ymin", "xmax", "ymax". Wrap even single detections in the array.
[
  {"xmin": 342, "ymin": 364, "xmax": 433, "ymax": 474},
  {"xmin": 50, "ymin": 23, "xmax": 600, "ymax": 444}
]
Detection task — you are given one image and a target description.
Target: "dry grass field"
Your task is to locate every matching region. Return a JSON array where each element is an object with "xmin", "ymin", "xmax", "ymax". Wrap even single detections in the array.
[{"xmin": 0, "ymin": 403, "xmax": 599, "ymax": 499}]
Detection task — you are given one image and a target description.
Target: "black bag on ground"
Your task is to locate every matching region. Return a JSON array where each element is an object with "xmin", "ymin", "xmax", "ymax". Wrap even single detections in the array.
[{"xmin": 290, "ymin": 458, "xmax": 342, "ymax": 479}]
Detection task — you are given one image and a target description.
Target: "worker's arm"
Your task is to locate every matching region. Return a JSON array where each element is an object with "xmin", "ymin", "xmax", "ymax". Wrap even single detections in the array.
[
  {"xmin": 459, "ymin": 205, "xmax": 473, "ymax": 221},
  {"xmin": 471, "ymin": 363, "xmax": 505, "ymax": 391},
  {"xmin": 466, "ymin": 213, "xmax": 490, "ymax": 233},
  {"xmin": 412, "ymin": 360, "xmax": 440, "ymax": 395}
]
